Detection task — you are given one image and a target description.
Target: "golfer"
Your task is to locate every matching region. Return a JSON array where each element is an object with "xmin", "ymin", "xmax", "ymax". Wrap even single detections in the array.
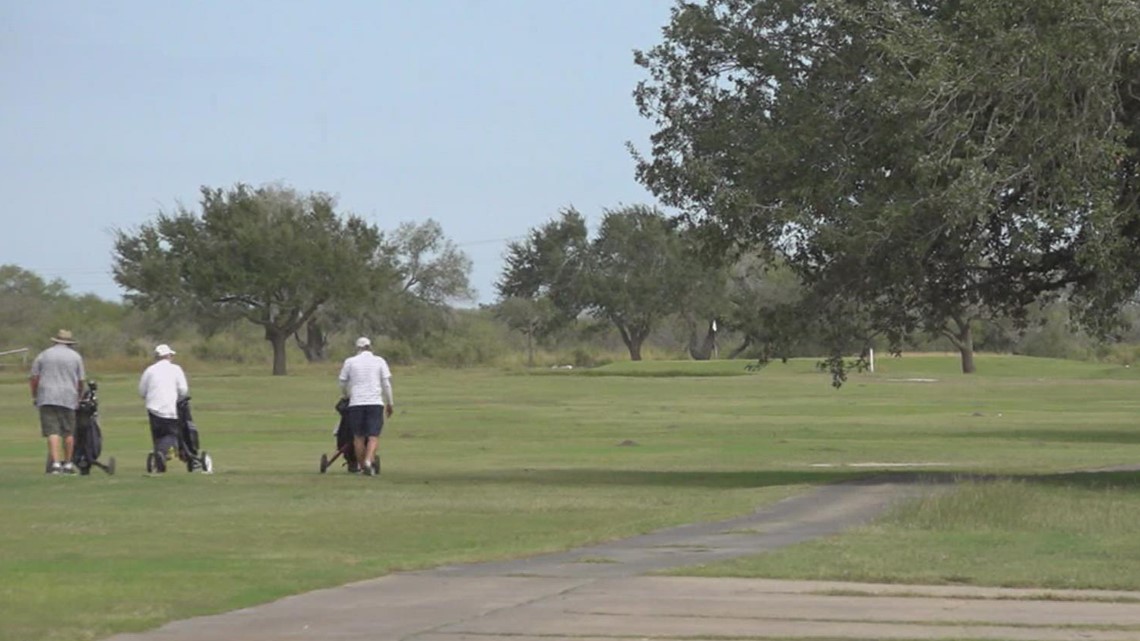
[
  {"xmin": 337, "ymin": 337, "xmax": 394, "ymax": 475},
  {"xmin": 139, "ymin": 343, "xmax": 189, "ymax": 473},
  {"xmin": 29, "ymin": 329, "xmax": 86, "ymax": 475}
]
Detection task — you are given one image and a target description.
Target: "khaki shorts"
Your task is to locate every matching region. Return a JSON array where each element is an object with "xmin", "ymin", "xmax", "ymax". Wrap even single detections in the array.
[{"xmin": 39, "ymin": 405, "xmax": 76, "ymax": 438}]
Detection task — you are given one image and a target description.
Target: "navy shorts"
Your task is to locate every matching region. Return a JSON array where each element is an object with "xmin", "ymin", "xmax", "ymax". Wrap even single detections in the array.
[
  {"xmin": 147, "ymin": 412, "xmax": 180, "ymax": 453},
  {"xmin": 346, "ymin": 405, "xmax": 384, "ymax": 438}
]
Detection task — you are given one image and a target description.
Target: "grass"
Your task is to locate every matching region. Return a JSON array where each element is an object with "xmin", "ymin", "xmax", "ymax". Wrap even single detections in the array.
[
  {"xmin": 676, "ymin": 478, "xmax": 1140, "ymax": 590},
  {"xmin": 2, "ymin": 353, "xmax": 1140, "ymax": 640}
]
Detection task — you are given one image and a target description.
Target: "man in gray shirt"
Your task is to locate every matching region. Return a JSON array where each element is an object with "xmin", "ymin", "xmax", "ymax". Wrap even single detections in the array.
[{"xmin": 29, "ymin": 329, "xmax": 87, "ymax": 475}]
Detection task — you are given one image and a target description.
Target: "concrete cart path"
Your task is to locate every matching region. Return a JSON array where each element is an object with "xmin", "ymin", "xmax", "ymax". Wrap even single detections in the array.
[{"xmin": 105, "ymin": 477, "xmax": 1140, "ymax": 641}]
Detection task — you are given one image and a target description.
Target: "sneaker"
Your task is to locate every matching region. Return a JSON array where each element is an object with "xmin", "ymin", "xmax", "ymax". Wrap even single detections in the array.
[
  {"xmin": 61, "ymin": 462, "xmax": 76, "ymax": 475},
  {"xmin": 361, "ymin": 464, "xmax": 374, "ymax": 477},
  {"xmin": 48, "ymin": 462, "xmax": 62, "ymax": 475}
]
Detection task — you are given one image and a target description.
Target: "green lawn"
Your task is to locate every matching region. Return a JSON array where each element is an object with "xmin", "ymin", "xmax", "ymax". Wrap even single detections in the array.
[
  {"xmin": 673, "ymin": 477, "xmax": 1140, "ymax": 590},
  {"xmin": 2, "ymin": 354, "xmax": 1140, "ymax": 640}
]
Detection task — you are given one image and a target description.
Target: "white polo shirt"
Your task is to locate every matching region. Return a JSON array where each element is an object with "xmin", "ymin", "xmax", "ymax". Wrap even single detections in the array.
[
  {"xmin": 338, "ymin": 350, "xmax": 393, "ymax": 407},
  {"xmin": 139, "ymin": 358, "xmax": 189, "ymax": 419}
]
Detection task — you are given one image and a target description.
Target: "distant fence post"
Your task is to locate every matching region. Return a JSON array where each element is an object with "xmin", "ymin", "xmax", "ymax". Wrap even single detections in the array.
[
  {"xmin": 0, "ymin": 347, "xmax": 30, "ymax": 369},
  {"xmin": 869, "ymin": 348, "xmax": 875, "ymax": 373}
]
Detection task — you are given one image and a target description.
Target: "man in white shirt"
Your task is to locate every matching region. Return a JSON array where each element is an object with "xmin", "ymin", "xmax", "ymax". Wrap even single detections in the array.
[
  {"xmin": 337, "ymin": 337, "xmax": 394, "ymax": 476},
  {"xmin": 139, "ymin": 344, "xmax": 189, "ymax": 473}
]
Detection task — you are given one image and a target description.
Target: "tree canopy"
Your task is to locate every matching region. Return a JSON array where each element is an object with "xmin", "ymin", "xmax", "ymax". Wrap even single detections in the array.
[
  {"xmin": 498, "ymin": 205, "xmax": 711, "ymax": 361},
  {"xmin": 112, "ymin": 184, "xmax": 391, "ymax": 375},
  {"xmin": 588, "ymin": 205, "xmax": 698, "ymax": 360},
  {"xmin": 295, "ymin": 218, "xmax": 473, "ymax": 363},
  {"xmin": 497, "ymin": 208, "xmax": 591, "ymax": 339},
  {"xmin": 633, "ymin": 0, "xmax": 1140, "ymax": 381}
]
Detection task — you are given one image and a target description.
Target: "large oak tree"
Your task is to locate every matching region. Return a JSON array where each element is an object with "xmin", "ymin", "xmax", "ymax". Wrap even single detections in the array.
[
  {"xmin": 633, "ymin": 0, "xmax": 1140, "ymax": 380},
  {"xmin": 589, "ymin": 205, "xmax": 697, "ymax": 360},
  {"xmin": 498, "ymin": 205, "xmax": 707, "ymax": 361},
  {"xmin": 112, "ymin": 184, "xmax": 391, "ymax": 375}
]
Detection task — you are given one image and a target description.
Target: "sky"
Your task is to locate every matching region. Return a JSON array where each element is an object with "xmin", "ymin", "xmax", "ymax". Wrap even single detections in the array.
[{"xmin": 0, "ymin": 0, "xmax": 674, "ymax": 305}]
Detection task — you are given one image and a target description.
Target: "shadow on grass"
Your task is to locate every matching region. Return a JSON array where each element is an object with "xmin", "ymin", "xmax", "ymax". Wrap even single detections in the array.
[
  {"xmin": 949, "ymin": 429, "xmax": 1140, "ymax": 445},
  {"xmin": 524, "ymin": 369, "xmax": 754, "ymax": 378},
  {"xmin": 1029, "ymin": 469, "xmax": 1140, "ymax": 489},
  {"xmin": 875, "ymin": 469, "xmax": 1140, "ymax": 491},
  {"xmin": 402, "ymin": 468, "xmax": 885, "ymax": 489},
  {"xmin": 404, "ymin": 466, "xmax": 1140, "ymax": 493}
]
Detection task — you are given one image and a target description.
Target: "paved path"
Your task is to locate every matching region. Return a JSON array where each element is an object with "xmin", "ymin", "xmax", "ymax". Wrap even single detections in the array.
[{"xmin": 106, "ymin": 477, "xmax": 1140, "ymax": 641}]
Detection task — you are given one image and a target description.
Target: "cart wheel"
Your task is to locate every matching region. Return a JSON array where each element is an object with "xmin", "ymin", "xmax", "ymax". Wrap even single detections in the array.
[
  {"xmin": 106, "ymin": 457, "xmax": 116, "ymax": 475},
  {"xmin": 80, "ymin": 463, "xmax": 91, "ymax": 476},
  {"xmin": 146, "ymin": 452, "xmax": 156, "ymax": 474},
  {"xmin": 201, "ymin": 453, "xmax": 213, "ymax": 474},
  {"xmin": 320, "ymin": 453, "xmax": 330, "ymax": 473},
  {"xmin": 372, "ymin": 455, "xmax": 380, "ymax": 476},
  {"xmin": 45, "ymin": 454, "xmax": 52, "ymax": 474}
]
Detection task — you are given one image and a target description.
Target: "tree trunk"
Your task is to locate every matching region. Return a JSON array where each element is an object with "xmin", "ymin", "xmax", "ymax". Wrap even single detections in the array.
[
  {"xmin": 526, "ymin": 328, "xmax": 534, "ymax": 367},
  {"xmin": 295, "ymin": 318, "xmax": 329, "ymax": 363},
  {"xmin": 628, "ymin": 338, "xmax": 643, "ymax": 361},
  {"xmin": 943, "ymin": 316, "xmax": 976, "ymax": 375},
  {"xmin": 614, "ymin": 322, "xmax": 645, "ymax": 361},
  {"xmin": 688, "ymin": 319, "xmax": 718, "ymax": 360},
  {"xmin": 267, "ymin": 327, "xmax": 289, "ymax": 376},
  {"xmin": 728, "ymin": 336, "xmax": 753, "ymax": 360},
  {"xmin": 958, "ymin": 326, "xmax": 976, "ymax": 374}
]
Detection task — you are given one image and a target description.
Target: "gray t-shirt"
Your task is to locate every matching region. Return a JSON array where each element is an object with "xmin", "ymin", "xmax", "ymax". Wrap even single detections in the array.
[{"xmin": 30, "ymin": 344, "xmax": 86, "ymax": 409}]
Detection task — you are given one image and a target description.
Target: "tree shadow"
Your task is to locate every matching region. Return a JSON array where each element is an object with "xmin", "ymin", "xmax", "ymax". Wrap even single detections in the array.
[
  {"xmin": 1022, "ymin": 469, "xmax": 1140, "ymax": 489},
  {"xmin": 399, "ymin": 468, "xmax": 869, "ymax": 489},
  {"xmin": 859, "ymin": 469, "xmax": 1140, "ymax": 491},
  {"xmin": 399, "ymin": 466, "xmax": 1140, "ymax": 492},
  {"xmin": 948, "ymin": 429, "xmax": 1140, "ymax": 445}
]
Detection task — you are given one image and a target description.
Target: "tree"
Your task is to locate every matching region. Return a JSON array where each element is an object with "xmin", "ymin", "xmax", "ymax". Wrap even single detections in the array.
[
  {"xmin": 112, "ymin": 184, "xmax": 391, "ymax": 375},
  {"xmin": 296, "ymin": 219, "xmax": 472, "ymax": 362},
  {"xmin": 0, "ymin": 265, "xmax": 70, "ymax": 351},
  {"xmin": 633, "ymin": 0, "xmax": 1140, "ymax": 381},
  {"xmin": 380, "ymin": 219, "xmax": 474, "ymax": 347},
  {"xmin": 390, "ymin": 219, "xmax": 473, "ymax": 304},
  {"xmin": 499, "ymin": 206, "xmax": 717, "ymax": 361},
  {"xmin": 494, "ymin": 296, "xmax": 556, "ymax": 366},
  {"xmin": 673, "ymin": 229, "xmax": 731, "ymax": 360},
  {"xmin": 721, "ymin": 255, "xmax": 804, "ymax": 359},
  {"xmin": 586, "ymin": 205, "xmax": 697, "ymax": 361},
  {"xmin": 497, "ymin": 208, "xmax": 591, "ymax": 339}
]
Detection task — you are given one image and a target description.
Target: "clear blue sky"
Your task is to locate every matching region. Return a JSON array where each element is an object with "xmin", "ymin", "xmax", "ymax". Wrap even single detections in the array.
[{"xmin": 1, "ymin": 0, "xmax": 673, "ymax": 304}]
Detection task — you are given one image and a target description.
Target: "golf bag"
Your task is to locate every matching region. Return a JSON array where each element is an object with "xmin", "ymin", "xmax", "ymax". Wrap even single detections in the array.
[
  {"xmin": 319, "ymin": 398, "xmax": 379, "ymax": 474},
  {"xmin": 55, "ymin": 381, "xmax": 116, "ymax": 475},
  {"xmin": 146, "ymin": 397, "xmax": 213, "ymax": 474}
]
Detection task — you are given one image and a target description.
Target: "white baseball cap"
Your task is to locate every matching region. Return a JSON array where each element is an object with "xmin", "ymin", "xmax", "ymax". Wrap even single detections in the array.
[
  {"xmin": 355, "ymin": 337, "xmax": 371, "ymax": 348},
  {"xmin": 155, "ymin": 344, "xmax": 176, "ymax": 357}
]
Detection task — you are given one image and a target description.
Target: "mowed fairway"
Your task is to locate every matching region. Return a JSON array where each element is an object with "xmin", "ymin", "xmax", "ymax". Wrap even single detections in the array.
[{"xmin": 3, "ymin": 354, "xmax": 1140, "ymax": 641}]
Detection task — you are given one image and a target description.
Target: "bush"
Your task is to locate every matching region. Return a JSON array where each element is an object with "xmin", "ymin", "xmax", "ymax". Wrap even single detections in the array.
[
  {"xmin": 570, "ymin": 347, "xmax": 608, "ymax": 368},
  {"xmin": 373, "ymin": 340, "xmax": 411, "ymax": 366},
  {"xmin": 1099, "ymin": 343, "xmax": 1140, "ymax": 366},
  {"xmin": 423, "ymin": 328, "xmax": 507, "ymax": 368}
]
